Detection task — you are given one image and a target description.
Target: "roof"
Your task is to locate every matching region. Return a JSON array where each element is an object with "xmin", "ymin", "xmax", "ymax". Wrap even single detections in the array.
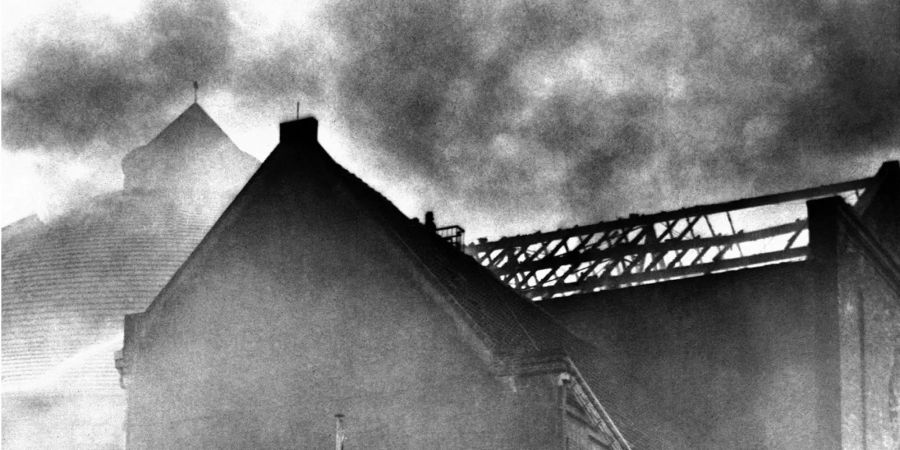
[
  {"xmin": 2, "ymin": 104, "xmax": 258, "ymax": 395},
  {"xmin": 2, "ymin": 214, "xmax": 45, "ymax": 245},
  {"xmin": 467, "ymin": 170, "xmax": 885, "ymax": 299},
  {"xmin": 2, "ymin": 191, "xmax": 217, "ymax": 394},
  {"xmin": 121, "ymin": 103, "xmax": 258, "ymax": 193},
  {"xmin": 142, "ymin": 118, "xmax": 700, "ymax": 449}
]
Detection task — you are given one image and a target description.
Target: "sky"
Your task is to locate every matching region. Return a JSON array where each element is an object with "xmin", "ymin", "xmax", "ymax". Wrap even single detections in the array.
[{"xmin": 3, "ymin": 0, "xmax": 899, "ymax": 240}]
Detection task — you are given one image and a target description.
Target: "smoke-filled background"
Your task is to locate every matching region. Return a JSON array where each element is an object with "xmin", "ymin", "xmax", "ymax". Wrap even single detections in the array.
[{"xmin": 3, "ymin": 0, "xmax": 900, "ymax": 239}]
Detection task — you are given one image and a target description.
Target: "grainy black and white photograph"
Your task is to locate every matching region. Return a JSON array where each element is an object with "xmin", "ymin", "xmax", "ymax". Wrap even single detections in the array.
[{"xmin": 2, "ymin": 0, "xmax": 899, "ymax": 448}]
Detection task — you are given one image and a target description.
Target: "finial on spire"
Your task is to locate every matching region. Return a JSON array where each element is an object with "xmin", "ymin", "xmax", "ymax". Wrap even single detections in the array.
[
  {"xmin": 296, "ymin": 102, "xmax": 300, "ymax": 120},
  {"xmin": 193, "ymin": 81, "xmax": 199, "ymax": 104}
]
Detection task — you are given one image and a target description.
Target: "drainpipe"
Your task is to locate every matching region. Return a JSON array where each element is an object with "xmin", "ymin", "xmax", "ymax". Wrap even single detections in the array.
[
  {"xmin": 858, "ymin": 292, "xmax": 868, "ymax": 450},
  {"xmin": 558, "ymin": 372, "xmax": 572, "ymax": 449}
]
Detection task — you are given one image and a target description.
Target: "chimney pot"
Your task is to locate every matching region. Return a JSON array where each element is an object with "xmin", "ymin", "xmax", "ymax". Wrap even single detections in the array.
[{"xmin": 280, "ymin": 117, "xmax": 318, "ymax": 144}]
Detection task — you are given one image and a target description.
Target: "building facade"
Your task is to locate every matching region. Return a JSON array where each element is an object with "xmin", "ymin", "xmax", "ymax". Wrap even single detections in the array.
[
  {"xmin": 118, "ymin": 119, "xmax": 690, "ymax": 449},
  {"xmin": 117, "ymin": 116, "xmax": 898, "ymax": 448}
]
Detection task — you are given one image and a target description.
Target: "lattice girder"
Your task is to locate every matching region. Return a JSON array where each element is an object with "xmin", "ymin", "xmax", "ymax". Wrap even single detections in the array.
[{"xmin": 467, "ymin": 177, "xmax": 872, "ymax": 300}]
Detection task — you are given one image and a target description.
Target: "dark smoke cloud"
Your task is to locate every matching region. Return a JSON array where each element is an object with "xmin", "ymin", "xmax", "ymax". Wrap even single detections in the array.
[
  {"xmin": 3, "ymin": 0, "xmax": 899, "ymax": 237},
  {"xmin": 341, "ymin": 2, "xmax": 900, "ymax": 236},
  {"xmin": 779, "ymin": 2, "xmax": 900, "ymax": 149},
  {"xmin": 2, "ymin": 0, "xmax": 236, "ymax": 151},
  {"xmin": 320, "ymin": 0, "xmax": 900, "ymax": 236}
]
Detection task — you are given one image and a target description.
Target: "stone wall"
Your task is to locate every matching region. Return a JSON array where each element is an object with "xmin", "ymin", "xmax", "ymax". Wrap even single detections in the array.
[{"xmin": 836, "ymin": 214, "xmax": 900, "ymax": 450}]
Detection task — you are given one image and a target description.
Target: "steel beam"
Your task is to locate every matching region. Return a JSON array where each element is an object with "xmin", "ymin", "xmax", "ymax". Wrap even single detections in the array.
[{"xmin": 526, "ymin": 247, "xmax": 808, "ymax": 299}]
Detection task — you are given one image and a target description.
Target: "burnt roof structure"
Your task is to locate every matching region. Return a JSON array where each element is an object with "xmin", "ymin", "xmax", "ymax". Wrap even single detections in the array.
[
  {"xmin": 468, "ymin": 166, "xmax": 895, "ymax": 300},
  {"xmin": 472, "ymin": 162, "xmax": 900, "ymax": 449}
]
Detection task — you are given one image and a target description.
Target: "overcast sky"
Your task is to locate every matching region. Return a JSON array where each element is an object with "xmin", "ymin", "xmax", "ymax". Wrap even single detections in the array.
[{"xmin": 3, "ymin": 0, "xmax": 899, "ymax": 240}]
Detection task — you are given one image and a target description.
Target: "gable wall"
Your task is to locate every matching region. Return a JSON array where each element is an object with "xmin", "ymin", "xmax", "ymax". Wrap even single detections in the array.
[{"xmin": 124, "ymin": 144, "xmax": 564, "ymax": 449}]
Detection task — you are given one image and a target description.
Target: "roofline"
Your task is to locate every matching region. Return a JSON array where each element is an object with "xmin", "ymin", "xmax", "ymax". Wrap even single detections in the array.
[
  {"xmin": 816, "ymin": 197, "xmax": 900, "ymax": 297},
  {"xmin": 139, "ymin": 120, "xmax": 312, "ymax": 317},
  {"xmin": 563, "ymin": 355, "xmax": 633, "ymax": 450},
  {"xmin": 469, "ymin": 176, "xmax": 873, "ymax": 252},
  {"xmin": 491, "ymin": 349, "xmax": 632, "ymax": 450}
]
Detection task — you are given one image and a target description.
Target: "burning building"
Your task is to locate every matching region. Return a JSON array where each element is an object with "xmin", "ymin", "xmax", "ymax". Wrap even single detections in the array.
[
  {"xmin": 1, "ymin": 103, "xmax": 258, "ymax": 449},
  {"xmin": 118, "ymin": 114, "xmax": 900, "ymax": 449},
  {"xmin": 6, "ymin": 104, "xmax": 897, "ymax": 448},
  {"xmin": 470, "ymin": 162, "xmax": 900, "ymax": 448},
  {"xmin": 117, "ymin": 118, "xmax": 690, "ymax": 449},
  {"xmin": 117, "ymin": 114, "xmax": 900, "ymax": 449}
]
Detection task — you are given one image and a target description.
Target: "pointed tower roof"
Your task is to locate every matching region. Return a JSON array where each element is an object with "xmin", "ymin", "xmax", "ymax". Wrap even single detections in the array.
[
  {"xmin": 1, "ymin": 104, "xmax": 262, "ymax": 449},
  {"xmin": 145, "ymin": 103, "xmax": 228, "ymax": 148},
  {"xmin": 121, "ymin": 103, "xmax": 258, "ymax": 195},
  {"xmin": 133, "ymin": 118, "xmax": 698, "ymax": 449}
]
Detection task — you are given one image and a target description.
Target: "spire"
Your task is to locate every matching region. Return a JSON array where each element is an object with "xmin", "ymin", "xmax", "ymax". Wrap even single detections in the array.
[{"xmin": 121, "ymin": 104, "xmax": 258, "ymax": 195}]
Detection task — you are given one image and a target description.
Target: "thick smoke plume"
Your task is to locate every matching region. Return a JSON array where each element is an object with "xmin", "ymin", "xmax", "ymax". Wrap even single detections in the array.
[
  {"xmin": 3, "ymin": 0, "xmax": 235, "ymax": 150},
  {"xmin": 3, "ymin": 0, "xmax": 899, "ymax": 237},
  {"xmin": 1, "ymin": 2, "xmax": 898, "ymax": 447}
]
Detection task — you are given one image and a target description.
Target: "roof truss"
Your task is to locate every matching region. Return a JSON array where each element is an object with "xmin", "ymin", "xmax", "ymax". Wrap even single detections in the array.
[{"xmin": 467, "ymin": 177, "xmax": 872, "ymax": 300}]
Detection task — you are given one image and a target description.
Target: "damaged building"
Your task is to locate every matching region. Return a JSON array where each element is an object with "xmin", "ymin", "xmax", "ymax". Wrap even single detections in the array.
[
  {"xmin": 470, "ymin": 162, "xmax": 900, "ymax": 449},
  {"xmin": 118, "ymin": 117, "xmax": 899, "ymax": 449},
  {"xmin": 117, "ymin": 118, "xmax": 678, "ymax": 449}
]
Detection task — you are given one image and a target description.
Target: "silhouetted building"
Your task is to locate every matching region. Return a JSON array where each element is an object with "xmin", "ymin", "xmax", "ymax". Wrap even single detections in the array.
[
  {"xmin": 118, "ymin": 119, "xmax": 695, "ymax": 449},
  {"xmin": 1, "ymin": 103, "xmax": 258, "ymax": 449},
  {"xmin": 118, "ymin": 115, "xmax": 899, "ymax": 449},
  {"xmin": 111, "ymin": 113, "xmax": 898, "ymax": 448}
]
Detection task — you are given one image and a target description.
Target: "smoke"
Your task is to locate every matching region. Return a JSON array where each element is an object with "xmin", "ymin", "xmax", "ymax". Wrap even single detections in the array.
[
  {"xmin": 2, "ymin": 393, "xmax": 125, "ymax": 449},
  {"xmin": 781, "ymin": 2, "xmax": 900, "ymax": 142},
  {"xmin": 321, "ymin": 0, "xmax": 900, "ymax": 236},
  {"xmin": 3, "ymin": 0, "xmax": 235, "ymax": 151},
  {"xmin": 2, "ymin": 2, "xmax": 898, "ymax": 447},
  {"xmin": 3, "ymin": 0, "xmax": 899, "ymax": 236}
]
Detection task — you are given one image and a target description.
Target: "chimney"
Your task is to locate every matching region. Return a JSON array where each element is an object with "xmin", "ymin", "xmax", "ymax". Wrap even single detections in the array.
[
  {"xmin": 280, "ymin": 116, "xmax": 318, "ymax": 144},
  {"xmin": 424, "ymin": 211, "xmax": 436, "ymax": 232}
]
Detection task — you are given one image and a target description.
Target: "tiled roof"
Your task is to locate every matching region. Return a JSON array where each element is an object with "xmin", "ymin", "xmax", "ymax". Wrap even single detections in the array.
[
  {"xmin": 122, "ymin": 103, "xmax": 258, "ymax": 193},
  {"xmin": 2, "ymin": 191, "xmax": 216, "ymax": 394},
  {"xmin": 2, "ymin": 103, "xmax": 258, "ymax": 396}
]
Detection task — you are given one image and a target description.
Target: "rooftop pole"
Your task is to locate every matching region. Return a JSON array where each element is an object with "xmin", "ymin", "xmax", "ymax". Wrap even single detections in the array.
[{"xmin": 334, "ymin": 414, "xmax": 345, "ymax": 450}]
